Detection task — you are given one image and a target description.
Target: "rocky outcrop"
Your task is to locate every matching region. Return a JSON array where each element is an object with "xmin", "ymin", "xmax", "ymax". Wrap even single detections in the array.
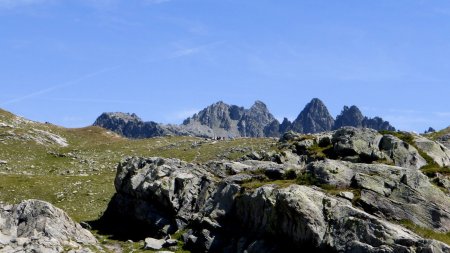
[
  {"xmin": 102, "ymin": 151, "xmax": 450, "ymax": 252},
  {"xmin": 227, "ymin": 185, "xmax": 449, "ymax": 253},
  {"xmin": 109, "ymin": 157, "xmax": 218, "ymax": 235},
  {"xmin": 0, "ymin": 200, "xmax": 98, "ymax": 253},
  {"xmin": 291, "ymin": 98, "xmax": 335, "ymax": 134},
  {"xmin": 437, "ymin": 133, "xmax": 450, "ymax": 149},
  {"xmin": 332, "ymin": 127, "xmax": 427, "ymax": 169},
  {"xmin": 414, "ymin": 135, "xmax": 450, "ymax": 167},
  {"xmin": 306, "ymin": 159, "xmax": 450, "ymax": 232},
  {"xmin": 334, "ymin": 105, "xmax": 395, "ymax": 131}
]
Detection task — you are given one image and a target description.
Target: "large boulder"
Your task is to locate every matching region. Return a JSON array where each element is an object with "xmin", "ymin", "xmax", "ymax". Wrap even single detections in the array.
[
  {"xmin": 108, "ymin": 157, "xmax": 218, "ymax": 235},
  {"xmin": 332, "ymin": 127, "xmax": 385, "ymax": 162},
  {"xmin": 0, "ymin": 200, "xmax": 98, "ymax": 253},
  {"xmin": 414, "ymin": 135, "xmax": 450, "ymax": 167},
  {"xmin": 331, "ymin": 127, "xmax": 427, "ymax": 169},
  {"xmin": 379, "ymin": 134, "xmax": 427, "ymax": 169}
]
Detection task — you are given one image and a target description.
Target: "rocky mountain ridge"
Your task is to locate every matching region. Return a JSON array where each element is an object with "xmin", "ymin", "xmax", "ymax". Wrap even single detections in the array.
[{"xmin": 94, "ymin": 98, "xmax": 395, "ymax": 139}]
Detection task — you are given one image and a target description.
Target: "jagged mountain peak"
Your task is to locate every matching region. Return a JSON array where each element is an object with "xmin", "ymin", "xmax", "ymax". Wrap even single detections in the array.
[
  {"xmin": 291, "ymin": 98, "xmax": 335, "ymax": 134},
  {"xmin": 302, "ymin": 98, "xmax": 331, "ymax": 117},
  {"xmin": 309, "ymin": 97, "xmax": 326, "ymax": 105}
]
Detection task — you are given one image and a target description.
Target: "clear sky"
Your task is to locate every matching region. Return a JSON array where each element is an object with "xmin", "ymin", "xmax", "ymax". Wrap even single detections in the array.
[{"xmin": 1, "ymin": 0, "xmax": 449, "ymax": 132}]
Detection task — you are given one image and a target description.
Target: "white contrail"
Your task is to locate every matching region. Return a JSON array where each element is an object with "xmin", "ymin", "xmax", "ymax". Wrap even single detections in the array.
[
  {"xmin": 1, "ymin": 65, "xmax": 120, "ymax": 106},
  {"xmin": 2, "ymin": 40, "xmax": 225, "ymax": 106},
  {"xmin": 168, "ymin": 41, "xmax": 225, "ymax": 59}
]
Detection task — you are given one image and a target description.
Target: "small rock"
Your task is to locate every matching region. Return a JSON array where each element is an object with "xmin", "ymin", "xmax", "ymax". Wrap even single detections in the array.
[
  {"xmin": 187, "ymin": 235, "xmax": 198, "ymax": 244},
  {"xmin": 338, "ymin": 191, "xmax": 354, "ymax": 200},
  {"xmin": 144, "ymin": 237, "xmax": 165, "ymax": 250},
  {"xmin": 247, "ymin": 151, "xmax": 262, "ymax": 160},
  {"xmin": 0, "ymin": 160, "xmax": 7, "ymax": 165}
]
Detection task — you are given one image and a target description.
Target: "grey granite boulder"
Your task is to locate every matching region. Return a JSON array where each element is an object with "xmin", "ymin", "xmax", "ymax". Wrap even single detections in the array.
[
  {"xmin": 0, "ymin": 200, "xmax": 98, "ymax": 253},
  {"xmin": 414, "ymin": 135, "xmax": 450, "ymax": 167},
  {"xmin": 332, "ymin": 127, "xmax": 427, "ymax": 169},
  {"xmin": 379, "ymin": 134, "xmax": 427, "ymax": 169}
]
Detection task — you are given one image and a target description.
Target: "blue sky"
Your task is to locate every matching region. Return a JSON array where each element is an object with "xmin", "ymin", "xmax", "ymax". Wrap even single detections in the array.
[{"xmin": 1, "ymin": 0, "xmax": 450, "ymax": 132}]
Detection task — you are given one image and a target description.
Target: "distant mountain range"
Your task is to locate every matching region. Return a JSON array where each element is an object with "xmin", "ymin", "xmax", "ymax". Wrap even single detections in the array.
[{"xmin": 93, "ymin": 98, "xmax": 395, "ymax": 138}]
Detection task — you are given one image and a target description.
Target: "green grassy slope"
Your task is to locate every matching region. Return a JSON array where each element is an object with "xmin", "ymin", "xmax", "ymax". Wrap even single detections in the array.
[{"xmin": 0, "ymin": 108, "xmax": 276, "ymax": 222}]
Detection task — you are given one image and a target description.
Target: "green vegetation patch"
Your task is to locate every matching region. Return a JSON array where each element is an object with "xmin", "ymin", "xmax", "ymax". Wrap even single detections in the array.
[
  {"xmin": 306, "ymin": 143, "xmax": 333, "ymax": 160},
  {"xmin": 0, "ymin": 174, "xmax": 115, "ymax": 222},
  {"xmin": 399, "ymin": 220, "xmax": 450, "ymax": 245},
  {"xmin": 241, "ymin": 179, "xmax": 296, "ymax": 190}
]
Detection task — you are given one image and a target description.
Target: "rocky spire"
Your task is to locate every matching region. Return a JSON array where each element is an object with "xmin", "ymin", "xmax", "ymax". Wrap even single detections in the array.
[{"xmin": 291, "ymin": 98, "xmax": 335, "ymax": 134}]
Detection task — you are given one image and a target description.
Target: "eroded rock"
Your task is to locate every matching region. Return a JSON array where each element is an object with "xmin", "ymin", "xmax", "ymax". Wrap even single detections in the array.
[
  {"xmin": 307, "ymin": 159, "xmax": 450, "ymax": 232},
  {"xmin": 0, "ymin": 200, "xmax": 98, "ymax": 253}
]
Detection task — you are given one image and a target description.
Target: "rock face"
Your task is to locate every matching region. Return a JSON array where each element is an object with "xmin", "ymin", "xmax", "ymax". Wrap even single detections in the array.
[
  {"xmin": 291, "ymin": 98, "xmax": 335, "ymax": 134},
  {"xmin": 109, "ymin": 157, "xmax": 217, "ymax": 235},
  {"xmin": 93, "ymin": 99, "xmax": 395, "ymax": 139},
  {"xmin": 237, "ymin": 101, "xmax": 280, "ymax": 137},
  {"xmin": 103, "ymin": 145, "xmax": 450, "ymax": 252},
  {"xmin": 306, "ymin": 159, "xmax": 450, "ymax": 232},
  {"xmin": 414, "ymin": 135, "xmax": 450, "ymax": 167},
  {"xmin": 334, "ymin": 105, "xmax": 395, "ymax": 131},
  {"xmin": 0, "ymin": 200, "xmax": 98, "ymax": 253}
]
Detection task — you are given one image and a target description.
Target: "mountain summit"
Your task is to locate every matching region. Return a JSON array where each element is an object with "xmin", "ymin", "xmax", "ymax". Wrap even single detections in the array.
[
  {"xmin": 93, "ymin": 98, "xmax": 395, "ymax": 138},
  {"xmin": 290, "ymin": 98, "xmax": 335, "ymax": 134},
  {"xmin": 183, "ymin": 100, "xmax": 280, "ymax": 138}
]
